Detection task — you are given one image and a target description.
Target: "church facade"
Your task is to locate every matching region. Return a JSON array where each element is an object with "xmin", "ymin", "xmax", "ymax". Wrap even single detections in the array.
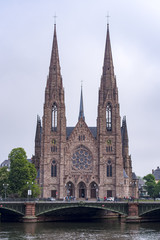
[{"xmin": 32, "ymin": 23, "xmax": 138, "ymax": 200}]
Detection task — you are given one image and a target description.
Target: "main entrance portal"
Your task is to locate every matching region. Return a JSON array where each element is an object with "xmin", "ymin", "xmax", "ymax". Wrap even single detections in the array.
[{"xmin": 79, "ymin": 182, "xmax": 86, "ymax": 198}]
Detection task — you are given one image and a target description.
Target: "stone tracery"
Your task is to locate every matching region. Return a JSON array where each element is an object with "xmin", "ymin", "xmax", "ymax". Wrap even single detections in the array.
[{"xmin": 72, "ymin": 146, "xmax": 92, "ymax": 171}]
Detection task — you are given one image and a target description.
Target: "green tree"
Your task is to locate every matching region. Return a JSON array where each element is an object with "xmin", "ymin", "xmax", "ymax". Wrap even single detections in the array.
[
  {"xmin": 154, "ymin": 181, "xmax": 160, "ymax": 198},
  {"xmin": 8, "ymin": 148, "xmax": 40, "ymax": 198},
  {"xmin": 144, "ymin": 174, "xmax": 155, "ymax": 183},
  {"xmin": 143, "ymin": 174, "xmax": 156, "ymax": 197},
  {"xmin": 0, "ymin": 167, "xmax": 9, "ymax": 198}
]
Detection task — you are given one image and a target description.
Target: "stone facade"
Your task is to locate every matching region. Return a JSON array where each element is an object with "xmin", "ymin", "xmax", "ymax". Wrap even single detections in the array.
[{"xmin": 32, "ymin": 23, "xmax": 138, "ymax": 200}]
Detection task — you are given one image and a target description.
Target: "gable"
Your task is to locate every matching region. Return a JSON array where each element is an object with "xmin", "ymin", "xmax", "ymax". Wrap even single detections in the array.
[{"xmin": 66, "ymin": 126, "xmax": 97, "ymax": 139}]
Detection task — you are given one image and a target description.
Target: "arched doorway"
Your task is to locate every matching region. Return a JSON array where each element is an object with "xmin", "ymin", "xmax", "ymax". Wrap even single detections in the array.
[
  {"xmin": 78, "ymin": 182, "xmax": 86, "ymax": 198},
  {"xmin": 65, "ymin": 182, "xmax": 75, "ymax": 197},
  {"xmin": 90, "ymin": 182, "xmax": 98, "ymax": 198}
]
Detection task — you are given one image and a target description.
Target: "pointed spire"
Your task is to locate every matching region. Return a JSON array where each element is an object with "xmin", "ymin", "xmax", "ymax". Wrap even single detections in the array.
[
  {"xmin": 48, "ymin": 23, "xmax": 62, "ymax": 91},
  {"xmin": 101, "ymin": 23, "xmax": 115, "ymax": 90},
  {"xmin": 78, "ymin": 85, "xmax": 85, "ymax": 121},
  {"xmin": 122, "ymin": 116, "xmax": 128, "ymax": 148},
  {"xmin": 35, "ymin": 115, "xmax": 41, "ymax": 143}
]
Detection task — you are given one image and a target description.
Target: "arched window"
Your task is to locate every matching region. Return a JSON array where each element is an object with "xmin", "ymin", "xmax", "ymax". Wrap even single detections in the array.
[
  {"xmin": 106, "ymin": 103, "xmax": 112, "ymax": 131},
  {"xmin": 52, "ymin": 103, "xmax": 57, "ymax": 131},
  {"xmin": 107, "ymin": 159, "xmax": 112, "ymax": 177},
  {"xmin": 51, "ymin": 160, "xmax": 57, "ymax": 177}
]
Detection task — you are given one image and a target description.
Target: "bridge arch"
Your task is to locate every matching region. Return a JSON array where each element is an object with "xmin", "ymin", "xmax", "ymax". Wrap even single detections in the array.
[
  {"xmin": 0, "ymin": 205, "xmax": 25, "ymax": 216},
  {"xmin": 139, "ymin": 204, "xmax": 160, "ymax": 217},
  {"xmin": 36, "ymin": 202, "xmax": 128, "ymax": 217}
]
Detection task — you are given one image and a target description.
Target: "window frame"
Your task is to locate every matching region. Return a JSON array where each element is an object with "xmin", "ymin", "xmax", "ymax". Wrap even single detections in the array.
[{"xmin": 106, "ymin": 103, "xmax": 112, "ymax": 131}]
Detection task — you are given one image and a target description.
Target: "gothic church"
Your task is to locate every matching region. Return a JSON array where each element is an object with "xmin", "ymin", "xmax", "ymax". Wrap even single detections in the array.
[{"xmin": 32, "ymin": 23, "xmax": 138, "ymax": 200}]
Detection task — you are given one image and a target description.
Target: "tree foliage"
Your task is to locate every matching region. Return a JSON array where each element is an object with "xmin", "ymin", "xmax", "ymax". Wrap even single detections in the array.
[
  {"xmin": 0, "ymin": 167, "xmax": 9, "ymax": 197},
  {"xmin": 144, "ymin": 174, "xmax": 155, "ymax": 183},
  {"xmin": 8, "ymin": 148, "xmax": 40, "ymax": 198},
  {"xmin": 154, "ymin": 181, "xmax": 160, "ymax": 198},
  {"xmin": 143, "ymin": 174, "xmax": 159, "ymax": 198}
]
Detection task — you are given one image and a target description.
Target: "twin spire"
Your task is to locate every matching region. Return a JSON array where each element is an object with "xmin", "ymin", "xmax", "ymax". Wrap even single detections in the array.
[
  {"xmin": 48, "ymin": 22, "xmax": 114, "ymax": 121},
  {"xmin": 101, "ymin": 23, "xmax": 115, "ymax": 91},
  {"xmin": 48, "ymin": 23, "xmax": 62, "ymax": 92}
]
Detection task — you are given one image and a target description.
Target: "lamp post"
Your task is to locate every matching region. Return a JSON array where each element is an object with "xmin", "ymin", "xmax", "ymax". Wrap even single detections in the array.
[
  {"xmin": 96, "ymin": 188, "xmax": 99, "ymax": 200},
  {"xmin": 27, "ymin": 182, "xmax": 33, "ymax": 200},
  {"xmin": 94, "ymin": 183, "xmax": 99, "ymax": 200},
  {"xmin": 65, "ymin": 183, "xmax": 71, "ymax": 200},
  {"xmin": 40, "ymin": 183, "xmax": 43, "ymax": 198},
  {"xmin": 3, "ymin": 183, "xmax": 9, "ymax": 200}
]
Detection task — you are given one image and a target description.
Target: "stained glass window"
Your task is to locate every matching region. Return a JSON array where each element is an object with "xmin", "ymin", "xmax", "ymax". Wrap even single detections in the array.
[{"xmin": 72, "ymin": 146, "xmax": 92, "ymax": 171}]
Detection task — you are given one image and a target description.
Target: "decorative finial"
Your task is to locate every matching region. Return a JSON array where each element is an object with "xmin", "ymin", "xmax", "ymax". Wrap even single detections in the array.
[
  {"xmin": 81, "ymin": 80, "xmax": 83, "ymax": 88},
  {"xmin": 106, "ymin": 12, "xmax": 110, "ymax": 25},
  {"xmin": 53, "ymin": 13, "xmax": 57, "ymax": 24}
]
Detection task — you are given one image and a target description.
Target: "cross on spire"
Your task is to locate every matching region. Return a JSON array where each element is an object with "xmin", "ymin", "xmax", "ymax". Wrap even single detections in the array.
[
  {"xmin": 106, "ymin": 12, "xmax": 110, "ymax": 24},
  {"xmin": 53, "ymin": 14, "xmax": 57, "ymax": 24}
]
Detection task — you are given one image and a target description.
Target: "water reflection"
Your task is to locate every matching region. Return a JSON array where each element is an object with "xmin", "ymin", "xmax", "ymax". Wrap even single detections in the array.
[{"xmin": 0, "ymin": 219, "xmax": 160, "ymax": 240}]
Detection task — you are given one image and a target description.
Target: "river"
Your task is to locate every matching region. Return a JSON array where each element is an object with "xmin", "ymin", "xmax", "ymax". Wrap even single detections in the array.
[{"xmin": 0, "ymin": 219, "xmax": 160, "ymax": 240}]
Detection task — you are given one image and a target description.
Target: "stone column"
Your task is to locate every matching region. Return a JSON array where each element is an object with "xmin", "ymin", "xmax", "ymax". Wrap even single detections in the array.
[
  {"xmin": 126, "ymin": 203, "xmax": 141, "ymax": 223},
  {"xmin": 23, "ymin": 202, "xmax": 37, "ymax": 222}
]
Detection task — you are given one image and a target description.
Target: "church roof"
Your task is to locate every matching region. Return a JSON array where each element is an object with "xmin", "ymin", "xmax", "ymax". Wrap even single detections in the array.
[
  {"xmin": 153, "ymin": 167, "xmax": 160, "ymax": 180},
  {"xmin": 0, "ymin": 159, "xmax": 10, "ymax": 168},
  {"xmin": 132, "ymin": 172, "xmax": 138, "ymax": 180},
  {"xmin": 66, "ymin": 127, "xmax": 97, "ymax": 139},
  {"xmin": 89, "ymin": 127, "xmax": 97, "ymax": 138},
  {"xmin": 66, "ymin": 127, "xmax": 74, "ymax": 138},
  {"xmin": 0, "ymin": 159, "xmax": 31, "ymax": 169},
  {"xmin": 123, "ymin": 169, "xmax": 129, "ymax": 178}
]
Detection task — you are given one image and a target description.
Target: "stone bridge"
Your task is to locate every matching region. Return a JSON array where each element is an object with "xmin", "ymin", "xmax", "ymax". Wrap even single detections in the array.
[{"xmin": 0, "ymin": 201, "xmax": 160, "ymax": 222}]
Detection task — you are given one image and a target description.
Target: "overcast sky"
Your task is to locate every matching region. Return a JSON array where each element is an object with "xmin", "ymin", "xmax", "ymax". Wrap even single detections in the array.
[{"xmin": 0, "ymin": 0, "xmax": 160, "ymax": 177}]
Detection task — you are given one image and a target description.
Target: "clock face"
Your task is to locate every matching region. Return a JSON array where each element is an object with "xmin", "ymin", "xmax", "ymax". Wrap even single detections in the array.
[
  {"xmin": 51, "ymin": 139, "xmax": 56, "ymax": 145},
  {"xmin": 107, "ymin": 139, "xmax": 112, "ymax": 145},
  {"xmin": 72, "ymin": 146, "xmax": 92, "ymax": 171}
]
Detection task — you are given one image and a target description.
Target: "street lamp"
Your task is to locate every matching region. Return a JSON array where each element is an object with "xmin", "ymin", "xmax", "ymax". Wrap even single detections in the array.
[
  {"xmin": 27, "ymin": 182, "xmax": 33, "ymax": 200},
  {"xmin": 65, "ymin": 183, "xmax": 71, "ymax": 199},
  {"xmin": 94, "ymin": 183, "xmax": 99, "ymax": 200},
  {"xmin": 40, "ymin": 183, "xmax": 43, "ymax": 198},
  {"xmin": 3, "ymin": 183, "xmax": 9, "ymax": 200}
]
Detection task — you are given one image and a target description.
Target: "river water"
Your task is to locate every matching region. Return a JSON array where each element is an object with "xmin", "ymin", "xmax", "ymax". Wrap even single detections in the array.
[{"xmin": 0, "ymin": 220, "xmax": 160, "ymax": 240}]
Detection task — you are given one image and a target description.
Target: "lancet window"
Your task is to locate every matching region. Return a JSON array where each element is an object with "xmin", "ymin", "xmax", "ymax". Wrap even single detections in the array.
[
  {"xmin": 52, "ymin": 103, "xmax": 57, "ymax": 131},
  {"xmin": 107, "ymin": 159, "xmax": 112, "ymax": 177},
  {"xmin": 51, "ymin": 160, "xmax": 57, "ymax": 177},
  {"xmin": 106, "ymin": 103, "xmax": 112, "ymax": 131}
]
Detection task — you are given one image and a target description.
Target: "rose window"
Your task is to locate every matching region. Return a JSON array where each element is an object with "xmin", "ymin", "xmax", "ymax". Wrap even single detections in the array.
[{"xmin": 72, "ymin": 146, "xmax": 92, "ymax": 171}]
